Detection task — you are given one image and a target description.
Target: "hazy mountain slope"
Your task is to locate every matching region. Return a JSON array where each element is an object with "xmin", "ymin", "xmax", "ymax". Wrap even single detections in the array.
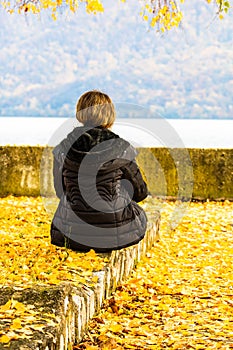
[{"xmin": 0, "ymin": 0, "xmax": 232, "ymax": 118}]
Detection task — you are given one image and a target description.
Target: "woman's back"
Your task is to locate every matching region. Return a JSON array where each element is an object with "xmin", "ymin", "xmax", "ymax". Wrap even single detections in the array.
[{"xmin": 50, "ymin": 91, "xmax": 148, "ymax": 252}]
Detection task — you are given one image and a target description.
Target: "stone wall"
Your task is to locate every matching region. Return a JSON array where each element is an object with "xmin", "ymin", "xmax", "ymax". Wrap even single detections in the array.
[
  {"xmin": 0, "ymin": 146, "xmax": 232, "ymax": 200},
  {"xmin": 136, "ymin": 148, "xmax": 233, "ymax": 200},
  {"xmin": 0, "ymin": 214, "xmax": 160, "ymax": 350}
]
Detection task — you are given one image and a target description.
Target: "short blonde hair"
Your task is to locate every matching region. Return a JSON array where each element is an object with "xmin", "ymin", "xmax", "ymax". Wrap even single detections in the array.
[{"xmin": 76, "ymin": 90, "xmax": 116, "ymax": 128}]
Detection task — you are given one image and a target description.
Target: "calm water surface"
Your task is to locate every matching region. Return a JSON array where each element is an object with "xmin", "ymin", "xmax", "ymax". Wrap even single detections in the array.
[{"xmin": 1, "ymin": 117, "xmax": 233, "ymax": 148}]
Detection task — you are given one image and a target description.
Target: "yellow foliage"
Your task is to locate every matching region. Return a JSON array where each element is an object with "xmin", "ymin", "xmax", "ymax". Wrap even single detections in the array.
[
  {"xmin": 0, "ymin": 196, "xmax": 108, "ymax": 343},
  {"xmin": 86, "ymin": 0, "xmax": 104, "ymax": 14},
  {"xmin": 77, "ymin": 200, "xmax": 233, "ymax": 349},
  {"xmin": 0, "ymin": 196, "xmax": 105, "ymax": 288},
  {"xmin": 0, "ymin": 0, "xmax": 231, "ymax": 32},
  {"xmin": 11, "ymin": 318, "xmax": 22, "ymax": 329},
  {"xmin": 141, "ymin": 0, "xmax": 184, "ymax": 31},
  {"xmin": 0, "ymin": 335, "xmax": 10, "ymax": 343},
  {"xmin": 1, "ymin": 196, "xmax": 233, "ymax": 347}
]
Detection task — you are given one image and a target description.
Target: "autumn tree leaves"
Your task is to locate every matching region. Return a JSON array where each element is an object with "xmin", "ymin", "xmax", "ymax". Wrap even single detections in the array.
[
  {"xmin": 0, "ymin": 0, "xmax": 231, "ymax": 31},
  {"xmin": 141, "ymin": 0, "xmax": 231, "ymax": 32}
]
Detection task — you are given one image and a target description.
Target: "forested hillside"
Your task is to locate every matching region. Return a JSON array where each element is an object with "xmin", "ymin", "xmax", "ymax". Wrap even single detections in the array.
[{"xmin": 0, "ymin": 0, "xmax": 232, "ymax": 118}]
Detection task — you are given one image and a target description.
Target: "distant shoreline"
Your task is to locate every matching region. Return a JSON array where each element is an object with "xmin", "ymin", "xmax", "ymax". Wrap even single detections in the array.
[{"xmin": 1, "ymin": 116, "xmax": 233, "ymax": 120}]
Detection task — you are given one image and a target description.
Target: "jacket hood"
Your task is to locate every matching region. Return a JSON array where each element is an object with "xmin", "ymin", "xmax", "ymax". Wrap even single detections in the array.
[{"xmin": 53, "ymin": 126, "xmax": 137, "ymax": 172}]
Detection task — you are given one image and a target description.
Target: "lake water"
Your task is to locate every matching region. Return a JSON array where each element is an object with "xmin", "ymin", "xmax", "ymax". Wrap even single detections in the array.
[{"xmin": 0, "ymin": 117, "xmax": 233, "ymax": 148}]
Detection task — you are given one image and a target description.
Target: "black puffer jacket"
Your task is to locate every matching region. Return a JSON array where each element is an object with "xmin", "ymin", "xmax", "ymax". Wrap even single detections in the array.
[{"xmin": 50, "ymin": 125, "xmax": 148, "ymax": 252}]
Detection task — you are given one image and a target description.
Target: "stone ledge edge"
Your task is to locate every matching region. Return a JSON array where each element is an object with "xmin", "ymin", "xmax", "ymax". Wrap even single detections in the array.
[{"xmin": 0, "ymin": 215, "xmax": 160, "ymax": 350}]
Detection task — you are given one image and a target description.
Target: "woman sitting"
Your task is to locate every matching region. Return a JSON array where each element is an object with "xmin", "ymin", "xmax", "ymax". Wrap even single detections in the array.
[{"xmin": 51, "ymin": 90, "xmax": 148, "ymax": 252}]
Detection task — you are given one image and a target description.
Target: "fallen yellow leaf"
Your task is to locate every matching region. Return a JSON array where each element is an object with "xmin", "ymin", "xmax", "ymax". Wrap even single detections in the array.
[{"xmin": 0, "ymin": 335, "xmax": 10, "ymax": 343}]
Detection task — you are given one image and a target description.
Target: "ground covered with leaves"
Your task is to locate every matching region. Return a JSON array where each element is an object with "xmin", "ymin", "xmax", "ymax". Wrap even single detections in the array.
[
  {"xmin": 0, "ymin": 196, "xmax": 109, "ymax": 344},
  {"xmin": 0, "ymin": 196, "xmax": 105, "ymax": 288},
  {"xmin": 0, "ymin": 196, "xmax": 233, "ymax": 348},
  {"xmin": 75, "ymin": 200, "xmax": 233, "ymax": 350}
]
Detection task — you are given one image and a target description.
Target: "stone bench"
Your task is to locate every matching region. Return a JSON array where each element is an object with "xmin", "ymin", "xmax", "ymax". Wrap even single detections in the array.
[{"xmin": 0, "ymin": 212, "xmax": 160, "ymax": 350}]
